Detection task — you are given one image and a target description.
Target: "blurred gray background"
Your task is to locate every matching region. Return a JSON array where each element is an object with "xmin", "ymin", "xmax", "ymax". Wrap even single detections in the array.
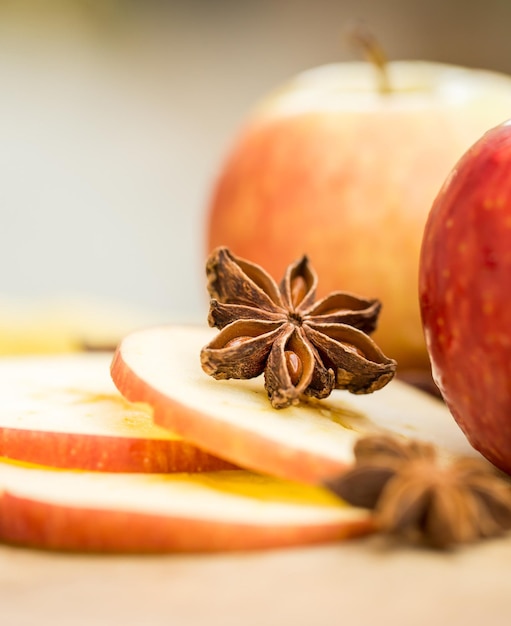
[{"xmin": 1, "ymin": 0, "xmax": 510, "ymax": 327}]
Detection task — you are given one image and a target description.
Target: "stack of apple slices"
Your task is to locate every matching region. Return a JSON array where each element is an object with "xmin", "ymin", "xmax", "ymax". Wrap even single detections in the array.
[{"xmin": 0, "ymin": 325, "xmax": 478, "ymax": 552}]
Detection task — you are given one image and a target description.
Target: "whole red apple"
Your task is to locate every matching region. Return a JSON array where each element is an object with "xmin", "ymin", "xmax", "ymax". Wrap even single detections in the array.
[
  {"xmin": 206, "ymin": 61, "xmax": 511, "ymax": 372},
  {"xmin": 419, "ymin": 120, "xmax": 511, "ymax": 474}
]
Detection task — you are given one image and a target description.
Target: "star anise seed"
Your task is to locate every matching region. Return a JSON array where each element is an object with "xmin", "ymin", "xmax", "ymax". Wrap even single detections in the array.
[
  {"xmin": 200, "ymin": 247, "xmax": 397, "ymax": 409},
  {"xmin": 325, "ymin": 434, "xmax": 511, "ymax": 549}
]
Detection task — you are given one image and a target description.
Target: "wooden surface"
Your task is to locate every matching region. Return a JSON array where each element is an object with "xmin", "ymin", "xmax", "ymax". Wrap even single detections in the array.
[{"xmin": 3, "ymin": 534, "xmax": 511, "ymax": 626}]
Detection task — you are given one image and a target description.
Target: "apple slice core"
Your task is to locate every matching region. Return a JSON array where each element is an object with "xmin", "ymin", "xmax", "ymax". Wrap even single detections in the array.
[
  {"xmin": 111, "ymin": 325, "xmax": 479, "ymax": 484},
  {"xmin": 0, "ymin": 353, "xmax": 234, "ymax": 472},
  {"xmin": 0, "ymin": 460, "xmax": 372, "ymax": 552}
]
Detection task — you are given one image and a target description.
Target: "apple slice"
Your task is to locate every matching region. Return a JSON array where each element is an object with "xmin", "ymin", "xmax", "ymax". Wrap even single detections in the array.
[
  {"xmin": 0, "ymin": 353, "xmax": 234, "ymax": 472},
  {"xmin": 0, "ymin": 460, "xmax": 373, "ymax": 552},
  {"xmin": 111, "ymin": 325, "xmax": 479, "ymax": 484}
]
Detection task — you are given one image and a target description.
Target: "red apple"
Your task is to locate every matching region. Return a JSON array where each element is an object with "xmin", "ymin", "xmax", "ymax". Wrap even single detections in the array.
[
  {"xmin": 0, "ymin": 353, "xmax": 233, "ymax": 472},
  {"xmin": 419, "ymin": 120, "xmax": 511, "ymax": 474},
  {"xmin": 111, "ymin": 324, "xmax": 479, "ymax": 485},
  {"xmin": 206, "ymin": 61, "xmax": 511, "ymax": 372},
  {"xmin": 0, "ymin": 460, "xmax": 372, "ymax": 552}
]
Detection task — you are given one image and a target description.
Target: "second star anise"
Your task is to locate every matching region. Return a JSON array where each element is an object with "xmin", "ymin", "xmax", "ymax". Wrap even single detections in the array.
[
  {"xmin": 325, "ymin": 435, "xmax": 511, "ymax": 548},
  {"xmin": 200, "ymin": 247, "xmax": 396, "ymax": 409}
]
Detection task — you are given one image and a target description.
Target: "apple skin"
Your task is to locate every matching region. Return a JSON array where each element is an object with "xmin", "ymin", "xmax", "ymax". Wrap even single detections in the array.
[
  {"xmin": 0, "ymin": 492, "xmax": 372, "ymax": 552},
  {"xmin": 206, "ymin": 61, "xmax": 511, "ymax": 372},
  {"xmin": 419, "ymin": 121, "xmax": 511, "ymax": 474},
  {"xmin": 0, "ymin": 427, "xmax": 235, "ymax": 473}
]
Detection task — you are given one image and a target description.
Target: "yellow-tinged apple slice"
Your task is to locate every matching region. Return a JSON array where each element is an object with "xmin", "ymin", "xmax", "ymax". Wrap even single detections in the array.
[
  {"xmin": 0, "ymin": 460, "xmax": 373, "ymax": 552},
  {"xmin": 0, "ymin": 294, "xmax": 167, "ymax": 355},
  {"xmin": 0, "ymin": 353, "xmax": 234, "ymax": 472},
  {"xmin": 111, "ymin": 325, "xmax": 480, "ymax": 484}
]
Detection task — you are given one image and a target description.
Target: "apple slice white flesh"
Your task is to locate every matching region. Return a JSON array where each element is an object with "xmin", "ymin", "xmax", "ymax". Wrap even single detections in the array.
[
  {"xmin": 0, "ymin": 460, "xmax": 372, "ymax": 552},
  {"xmin": 0, "ymin": 353, "xmax": 234, "ymax": 472},
  {"xmin": 111, "ymin": 325, "xmax": 480, "ymax": 484}
]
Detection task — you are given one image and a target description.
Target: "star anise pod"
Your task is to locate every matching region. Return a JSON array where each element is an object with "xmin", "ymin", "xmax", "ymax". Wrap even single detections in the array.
[
  {"xmin": 326, "ymin": 435, "xmax": 511, "ymax": 549},
  {"xmin": 200, "ymin": 247, "xmax": 396, "ymax": 409}
]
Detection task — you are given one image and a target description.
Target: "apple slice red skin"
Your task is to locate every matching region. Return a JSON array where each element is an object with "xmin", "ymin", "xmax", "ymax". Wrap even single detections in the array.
[
  {"xmin": 0, "ymin": 427, "xmax": 236, "ymax": 473},
  {"xmin": 419, "ymin": 121, "xmax": 511, "ymax": 475},
  {"xmin": 0, "ymin": 491, "xmax": 373, "ymax": 553},
  {"xmin": 110, "ymin": 349, "xmax": 350, "ymax": 485}
]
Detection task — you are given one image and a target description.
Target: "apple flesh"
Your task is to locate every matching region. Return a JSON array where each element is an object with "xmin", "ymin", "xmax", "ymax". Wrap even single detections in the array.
[
  {"xmin": 0, "ymin": 295, "xmax": 165, "ymax": 355},
  {"xmin": 0, "ymin": 353, "xmax": 234, "ymax": 472},
  {"xmin": 0, "ymin": 460, "xmax": 372, "ymax": 552},
  {"xmin": 111, "ymin": 325, "xmax": 479, "ymax": 485},
  {"xmin": 206, "ymin": 61, "xmax": 511, "ymax": 372},
  {"xmin": 419, "ymin": 121, "xmax": 511, "ymax": 474}
]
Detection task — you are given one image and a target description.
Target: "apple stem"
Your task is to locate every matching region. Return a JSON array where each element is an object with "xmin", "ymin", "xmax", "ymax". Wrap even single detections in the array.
[{"xmin": 347, "ymin": 22, "xmax": 391, "ymax": 94}]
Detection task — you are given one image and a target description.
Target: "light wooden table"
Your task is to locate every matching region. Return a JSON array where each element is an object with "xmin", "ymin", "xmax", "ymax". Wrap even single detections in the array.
[{"xmin": 3, "ymin": 534, "xmax": 511, "ymax": 626}]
